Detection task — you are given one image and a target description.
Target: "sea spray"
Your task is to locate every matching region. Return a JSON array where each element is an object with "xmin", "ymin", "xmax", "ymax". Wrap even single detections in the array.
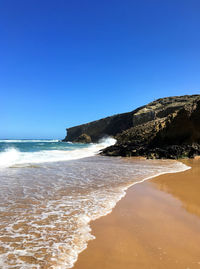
[
  {"xmin": 0, "ymin": 138, "xmax": 116, "ymax": 168},
  {"xmin": 0, "ymin": 139, "xmax": 190, "ymax": 268}
]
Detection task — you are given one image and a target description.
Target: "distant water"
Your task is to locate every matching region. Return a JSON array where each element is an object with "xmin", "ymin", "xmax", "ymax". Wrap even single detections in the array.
[
  {"xmin": 0, "ymin": 138, "xmax": 116, "ymax": 168},
  {"xmin": 0, "ymin": 139, "xmax": 190, "ymax": 268}
]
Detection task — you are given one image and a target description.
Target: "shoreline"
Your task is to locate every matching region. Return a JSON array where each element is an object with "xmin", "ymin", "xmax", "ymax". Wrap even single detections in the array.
[
  {"xmin": 73, "ymin": 158, "xmax": 200, "ymax": 269},
  {"xmin": 69, "ymin": 158, "xmax": 190, "ymax": 268}
]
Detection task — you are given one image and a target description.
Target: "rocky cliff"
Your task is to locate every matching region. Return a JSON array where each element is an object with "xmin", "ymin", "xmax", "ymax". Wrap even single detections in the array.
[
  {"xmin": 63, "ymin": 94, "xmax": 200, "ymax": 159},
  {"xmin": 63, "ymin": 111, "xmax": 135, "ymax": 143}
]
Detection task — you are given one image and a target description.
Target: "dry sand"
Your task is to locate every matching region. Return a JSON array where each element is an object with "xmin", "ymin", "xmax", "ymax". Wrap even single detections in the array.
[{"xmin": 74, "ymin": 159, "xmax": 200, "ymax": 269}]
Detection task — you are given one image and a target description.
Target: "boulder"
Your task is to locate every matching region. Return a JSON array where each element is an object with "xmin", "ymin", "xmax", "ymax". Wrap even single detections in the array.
[{"xmin": 74, "ymin": 133, "xmax": 92, "ymax": 144}]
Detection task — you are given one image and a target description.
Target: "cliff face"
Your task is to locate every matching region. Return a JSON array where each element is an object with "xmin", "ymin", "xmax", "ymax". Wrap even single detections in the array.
[
  {"xmin": 63, "ymin": 111, "xmax": 135, "ymax": 143},
  {"xmin": 102, "ymin": 96, "xmax": 200, "ymax": 159},
  {"xmin": 63, "ymin": 94, "xmax": 200, "ymax": 159}
]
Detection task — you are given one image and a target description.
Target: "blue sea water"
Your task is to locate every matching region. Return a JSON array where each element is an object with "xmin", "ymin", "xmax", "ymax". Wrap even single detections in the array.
[
  {"xmin": 0, "ymin": 139, "xmax": 115, "ymax": 168},
  {"xmin": 0, "ymin": 139, "xmax": 190, "ymax": 268},
  {"xmin": 0, "ymin": 139, "xmax": 86, "ymax": 152}
]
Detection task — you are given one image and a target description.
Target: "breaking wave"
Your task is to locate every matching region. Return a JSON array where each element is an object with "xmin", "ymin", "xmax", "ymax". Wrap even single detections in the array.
[
  {"xmin": 0, "ymin": 139, "xmax": 59, "ymax": 143},
  {"xmin": 0, "ymin": 137, "xmax": 190, "ymax": 269},
  {"xmin": 0, "ymin": 138, "xmax": 116, "ymax": 168}
]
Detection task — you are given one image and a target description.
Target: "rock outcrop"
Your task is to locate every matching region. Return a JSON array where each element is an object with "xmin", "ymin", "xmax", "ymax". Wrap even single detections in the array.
[
  {"xmin": 63, "ymin": 111, "xmax": 134, "ymax": 143},
  {"xmin": 102, "ymin": 97, "xmax": 200, "ymax": 159},
  {"xmin": 63, "ymin": 94, "xmax": 200, "ymax": 159},
  {"xmin": 73, "ymin": 133, "xmax": 92, "ymax": 143}
]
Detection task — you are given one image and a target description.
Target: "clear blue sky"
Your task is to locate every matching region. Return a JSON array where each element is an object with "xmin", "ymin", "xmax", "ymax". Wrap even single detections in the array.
[{"xmin": 1, "ymin": 0, "xmax": 200, "ymax": 139}]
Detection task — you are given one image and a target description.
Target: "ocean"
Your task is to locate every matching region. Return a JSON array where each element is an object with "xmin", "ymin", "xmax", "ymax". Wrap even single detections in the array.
[{"xmin": 0, "ymin": 139, "xmax": 190, "ymax": 268}]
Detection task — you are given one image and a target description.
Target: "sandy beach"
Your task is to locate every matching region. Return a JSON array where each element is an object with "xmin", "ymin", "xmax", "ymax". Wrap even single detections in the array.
[{"xmin": 74, "ymin": 158, "xmax": 200, "ymax": 269}]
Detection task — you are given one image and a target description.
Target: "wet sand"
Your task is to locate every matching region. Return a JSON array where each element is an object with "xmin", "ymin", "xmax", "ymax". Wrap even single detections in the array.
[{"xmin": 74, "ymin": 159, "xmax": 200, "ymax": 269}]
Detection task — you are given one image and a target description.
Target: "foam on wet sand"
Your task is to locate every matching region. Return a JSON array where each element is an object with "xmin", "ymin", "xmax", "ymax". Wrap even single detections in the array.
[
  {"xmin": 73, "ymin": 158, "xmax": 200, "ymax": 269},
  {"xmin": 0, "ymin": 156, "xmax": 189, "ymax": 269}
]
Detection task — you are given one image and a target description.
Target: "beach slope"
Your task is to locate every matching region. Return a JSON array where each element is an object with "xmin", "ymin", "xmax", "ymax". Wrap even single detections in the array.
[{"xmin": 74, "ymin": 159, "xmax": 200, "ymax": 269}]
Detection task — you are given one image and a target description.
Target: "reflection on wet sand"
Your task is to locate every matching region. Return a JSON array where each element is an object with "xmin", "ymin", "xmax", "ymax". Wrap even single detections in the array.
[
  {"xmin": 0, "ymin": 157, "xmax": 187, "ymax": 268},
  {"xmin": 152, "ymin": 159, "xmax": 200, "ymax": 217},
  {"xmin": 74, "ymin": 159, "xmax": 200, "ymax": 269}
]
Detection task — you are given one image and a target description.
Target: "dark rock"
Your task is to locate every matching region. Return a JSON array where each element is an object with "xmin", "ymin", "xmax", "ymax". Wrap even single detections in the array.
[
  {"xmin": 63, "ymin": 95, "xmax": 200, "ymax": 143},
  {"xmin": 74, "ymin": 133, "xmax": 92, "ymax": 144},
  {"xmin": 63, "ymin": 112, "xmax": 134, "ymax": 143},
  {"xmin": 101, "ymin": 100, "xmax": 200, "ymax": 159},
  {"xmin": 63, "ymin": 94, "xmax": 200, "ymax": 159}
]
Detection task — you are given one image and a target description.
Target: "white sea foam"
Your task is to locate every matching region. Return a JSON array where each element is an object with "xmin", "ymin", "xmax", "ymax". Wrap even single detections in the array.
[
  {"xmin": 0, "ymin": 138, "xmax": 116, "ymax": 168},
  {"xmin": 0, "ymin": 155, "xmax": 190, "ymax": 269},
  {"xmin": 0, "ymin": 139, "xmax": 59, "ymax": 142}
]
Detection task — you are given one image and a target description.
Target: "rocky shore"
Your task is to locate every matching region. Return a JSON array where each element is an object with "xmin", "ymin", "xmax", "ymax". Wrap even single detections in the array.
[{"xmin": 63, "ymin": 95, "xmax": 200, "ymax": 159}]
